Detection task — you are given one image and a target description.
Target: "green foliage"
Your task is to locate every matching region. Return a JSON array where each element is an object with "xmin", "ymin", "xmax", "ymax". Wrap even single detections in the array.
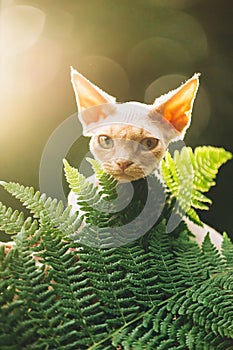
[
  {"xmin": 87, "ymin": 158, "xmax": 118, "ymax": 201},
  {"xmin": 64, "ymin": 159, "xmax": 116, "ymax": 219},
  {"xmin": 0, "ymin": 181, "xmax": 81, "ymax": 238},
  {"xmin": 161, "ymin": 146, "xmax": 232, "ymax": 225},
  {"xmin": 0, "ymin": 201, "xmax": 26, "ymax": 235},
  {"xmin": 64, "ymin": 158, "xmax": 167, "ymax": 248},
  {"xmin": 0, "ymin": 146, "xmax": 232, "ymax": 349}
]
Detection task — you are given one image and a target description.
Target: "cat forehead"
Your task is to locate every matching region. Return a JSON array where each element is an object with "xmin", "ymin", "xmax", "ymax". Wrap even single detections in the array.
[
  {"xmin": 82, "ymin": 103, "xmax": 161, "ymax": 134},
  {"xmin": 82, "ymin": 102, "xmax": 150, "ymax": 126},
  {"xmin": 81, "ymin": 102, "xmax": 179, "ymax": 146},
  {"xmin": 93, "ymin": 124, "xmax": 154, "ymax": 140}
]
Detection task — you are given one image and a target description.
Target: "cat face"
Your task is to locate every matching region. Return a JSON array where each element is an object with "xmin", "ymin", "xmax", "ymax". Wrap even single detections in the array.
[
  {"xmin": 70, "ymin": 67, "xmax": 200, "ymax": 181},
  {"xmin": 90, "ymin": 124, "xmax": 166, "ymax": 181}
]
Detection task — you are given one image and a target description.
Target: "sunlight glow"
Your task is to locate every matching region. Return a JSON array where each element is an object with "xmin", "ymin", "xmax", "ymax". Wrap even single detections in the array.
[
  {"xmin": 75, "ymin": 55, "xmax": 130, "ymax": 100},
  {"xmin": 0, "ymin": 5, "xmax": 45, "ymax": 56}
]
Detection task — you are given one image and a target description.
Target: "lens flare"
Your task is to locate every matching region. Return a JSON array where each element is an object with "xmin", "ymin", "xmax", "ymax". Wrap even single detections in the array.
[{"xmin": 0, "ymin": 5, "xmax": 45, "ymax": 56}]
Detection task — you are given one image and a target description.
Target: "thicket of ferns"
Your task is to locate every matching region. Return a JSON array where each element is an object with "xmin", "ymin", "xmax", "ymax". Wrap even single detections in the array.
[{"xmin": 0, "ymin": 146, "xmax": 232, "ymax": 349}]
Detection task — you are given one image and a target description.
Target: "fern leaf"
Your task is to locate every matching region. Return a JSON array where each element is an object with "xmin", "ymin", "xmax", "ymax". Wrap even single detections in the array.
[
  {"xmin": 0, "ymin": 181, "xmax": 57, "ymax": 217},
  {"xmin": 64, "ymin": 159, "xmax": 127, "ymax": 233},
  {"xmin": 221, "ymin": 232, "xmax": 233, "ymax": 268},
  {"xmin": 63, "ymin": 159, "xmax": 103, "ymax": 214},
  {"xmin": 87, "ymin": 158, "xmax": 118, "ymax": 200},
  {"xmin": 0, "ymin": 182, "xmax": 81, "ymax": 238},
  {"xmin": 161, "ymin": 146, "xmax": 232, "ymax": 225},
  {"xmin": 193, "ymin": 146, "xmax": 232, "ymax": 191},
  {"xmin": 63, "ymin": 159, "xmax": 91, "ymax": 194},
  {"xmin": 0, "ymin": 202, "xmax": 25, "ymax": 234},
  {"xmin": 1, "ymin": 147, "xmax": 233, "ymax": 349},
  {"xmin": 201, "ymin": 233, "xmax": 224, "ymax": 274},
  {"xmin": 1, "ymin": 206, "xmax": 233, "ymax": 349}
]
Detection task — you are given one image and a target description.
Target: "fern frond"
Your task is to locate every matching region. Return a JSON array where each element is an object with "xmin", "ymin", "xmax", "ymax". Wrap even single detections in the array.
[
  {"xmin": 63, "ymin": 159, "xmax": 103, "ymax": 215},
  {"xmin": 161, "ymin": 146, "xmax": 232, "ymax": 225},
  {"xmin": 221, "ymin": 232, "xmax": 233, "ymax": 269},
  {"xmin": 0, "ymin": 202, "xmax": 25, "ymax": 234},
  {"xmin": 63, "ymin": 159, "xmax": 91, "ymax": 195},
  {"xmin": 0, "ymin": 147, "xmax": 232, "ymax": 349},
  {"xmin": 87, "ymin": 158, "xmax": 118, "ymax": 200},
  {"xmin": 193, "ymin": 146, "xmax": 232, "ymax": 191},
  {"xmin": 64, "ymin": 159, "xmax": 138, "ymax": 234},
  {"xmin": 64, "ymin": 158, "xmax": 118, "ymax": 219},
  {"xmin": 201, "ymin": 233, "xmax": 224, "ymax": 273},
  {"xmin": 0, "ymin": 181, "xmax": 81, "ymax": 237}
]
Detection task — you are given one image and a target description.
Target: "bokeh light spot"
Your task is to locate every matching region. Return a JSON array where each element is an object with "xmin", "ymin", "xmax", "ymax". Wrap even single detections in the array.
[
  {"xmin": 44, "ymin": 8, "xmax": 74, "ymax": 40},
  {"xmin": 127, "ymin": 9, "xmax": 208, "ymax": 81},
  {"xmin": 0, "ymin": 5, "xmax": 46, "ymax": 56},
  {"xmin": 1, "ymin": 37, "xmax": 62, "ymax": 95},
  {"xmin": 74, "ymin": 55, "xmax": 130, "ymax": 101},
  {"xmin": 127, "ymin": 37, "xmax": 192, "ymax": 82}
]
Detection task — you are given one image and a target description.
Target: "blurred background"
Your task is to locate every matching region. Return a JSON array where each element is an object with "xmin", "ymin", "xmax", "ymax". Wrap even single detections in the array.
[{"xmin": 0, "ymin": 0, "xmax": 232, "ymax": 240}]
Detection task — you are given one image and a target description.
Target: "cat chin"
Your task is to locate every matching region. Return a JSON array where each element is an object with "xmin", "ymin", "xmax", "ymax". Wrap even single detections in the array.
[{"xmin": 104, "ymin": 165, "xmax": 151, "ymax": 182}]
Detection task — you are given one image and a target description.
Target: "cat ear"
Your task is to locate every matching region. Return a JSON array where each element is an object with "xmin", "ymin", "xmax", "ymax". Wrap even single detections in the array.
[
  {"xmin": 152, "ymin": 74, "xmax": 200, "ymax": 136},
  {"xmin": 71, "ymin": 67, "xmax": 116, "ymax": 111},
  {"xmin": 71, "ymin": 67, "xmax": 116, "ymax": 132}
]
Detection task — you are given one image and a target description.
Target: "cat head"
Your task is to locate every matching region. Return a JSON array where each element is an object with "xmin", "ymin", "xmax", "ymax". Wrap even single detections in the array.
[{"xmin": 71, "ymin": 67, "xmax": 199, "ymax": 181}]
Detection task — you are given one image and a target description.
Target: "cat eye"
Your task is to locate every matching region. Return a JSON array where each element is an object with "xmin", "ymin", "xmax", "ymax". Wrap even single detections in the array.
[
  {"xmin": 140, "ymin": 138, "xmax": 159, "ymax": 150},
  {"xmin": 98, "ymin": 135, "xmax": 114, "ymax": 149}
]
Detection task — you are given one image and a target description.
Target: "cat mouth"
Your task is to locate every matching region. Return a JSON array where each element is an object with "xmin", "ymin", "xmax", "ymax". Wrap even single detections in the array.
[
  {"xmin": 104, "ymin": 167, "xmax": 146, "ymax": 182},
  {"xmin": 103, "ymin": 161, "xmax": 147, "ymax": 182}
]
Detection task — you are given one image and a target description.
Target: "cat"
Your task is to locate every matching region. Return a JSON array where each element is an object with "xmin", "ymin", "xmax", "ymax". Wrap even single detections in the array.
[
  {"xmin": 70, "ymin": 67, "xmax": 198, "ymax": 180},
  {"xmin": 68, "ymin": 67, "xmax": 223, "ymax": 249}
]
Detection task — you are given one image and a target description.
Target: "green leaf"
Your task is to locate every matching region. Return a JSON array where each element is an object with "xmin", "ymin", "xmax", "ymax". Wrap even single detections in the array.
[
  {"xmin": 0, "ymin": 202, "xmax": 25, "ymax": 234},
  {"xmin": 161, "ymin": 146, "xmax": 232, "ymax": 225},
  {"xmin": 0, "ymin": 146, "xmax": 232, "ymax": 349}
]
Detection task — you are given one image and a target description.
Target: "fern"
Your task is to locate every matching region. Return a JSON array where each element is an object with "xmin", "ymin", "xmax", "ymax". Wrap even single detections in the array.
[
  {"xmin": 63, "ymin": 159, "xmax": 109, "ymax": 221},
  {"xmin": 161, "ymin": 146, "xmax": 232, "ymax": 225},
  {"xmin": 0, "ymin": 202, "xmax": 26, "ymax": 235},
  {"xmin": 0, "ymin": 181, "xmax": 81, "ymax": 237},
  {"xmin": 87, "ymin": 158, "xmax": 118, "ymax": 200},
  {"xmin": 0, "ymin": 146, "xmax": 232, "ymax": 349},
  {"xmin": 64, "ymin": 158, "xmax": 167, "ymax": 248}
]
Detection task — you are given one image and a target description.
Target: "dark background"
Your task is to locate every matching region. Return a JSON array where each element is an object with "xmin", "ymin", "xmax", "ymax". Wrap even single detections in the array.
[{"xmin": 0, "ymin": 0, "xmax": 232, "ymax": 240}]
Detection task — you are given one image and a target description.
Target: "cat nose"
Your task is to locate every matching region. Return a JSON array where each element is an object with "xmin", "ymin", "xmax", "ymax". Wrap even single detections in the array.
[{"xmin": 116, "ymin": 160, "xmax": 133, "ymax": 171}]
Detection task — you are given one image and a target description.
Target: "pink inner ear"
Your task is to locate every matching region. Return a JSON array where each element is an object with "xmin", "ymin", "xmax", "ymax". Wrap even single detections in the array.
[
  {"xmin": 75, "ymin": 80, "xmax": 112, "ymax": 110},
  {"xmin": 155, "ymin": 76, "xmax": 199, "ymax": 133},
  {"xmin": 71, "ymin": 69, "xmax": 116, "ymax": 112},
  {"xmin": 162, "ymin": 98, "xmax": 191, "ymax": 132}
]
